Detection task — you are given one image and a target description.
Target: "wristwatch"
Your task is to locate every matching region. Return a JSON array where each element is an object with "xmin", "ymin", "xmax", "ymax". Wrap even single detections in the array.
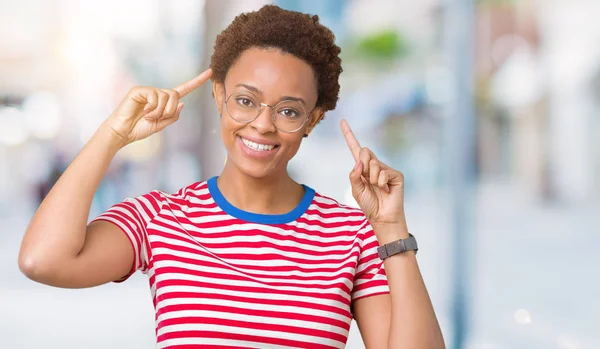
[{"xmin": 377, "ymin": 233, "xmax": 418, "ymax": 260}]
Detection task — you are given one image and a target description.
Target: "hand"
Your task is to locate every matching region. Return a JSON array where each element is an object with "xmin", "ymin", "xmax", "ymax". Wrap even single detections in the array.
[
  {"xmin": 105, "ymin": 68, "xmax": 213, "ymax": 146},
  {"xmin": 340, "ymin": 119, "xmax": 408, "ymax": 236}
]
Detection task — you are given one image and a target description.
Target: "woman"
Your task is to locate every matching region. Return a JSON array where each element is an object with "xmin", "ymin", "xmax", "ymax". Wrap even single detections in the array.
[{"xmin": 19, "ymin": 5, "xmax": 444, "ymax": 349}]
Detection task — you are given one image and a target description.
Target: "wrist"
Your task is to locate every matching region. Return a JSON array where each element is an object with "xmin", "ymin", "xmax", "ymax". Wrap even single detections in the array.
[
  {"xmin": 97, "ymin": 122, "xmax": 129, "ymax": 151},
  {"xmin": 371, "ymin": 222, "xmax": 409, "ymax": 244}
]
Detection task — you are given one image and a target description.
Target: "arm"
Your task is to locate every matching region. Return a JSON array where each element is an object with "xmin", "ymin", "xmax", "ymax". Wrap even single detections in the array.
[
  {"xmin": 341, "ymin": 119, "xmax": 444, "ymax": 348},
  {"xmin": 18, "ymin": 126, "xmax": 134, "ymax": 288},
  {"xmin": 18, "ymin": 69, "xmax": 212, "ymax": 288},
  {"xmin": 354, "ymin": 230, "xmax": 444, "ymax": 349}
]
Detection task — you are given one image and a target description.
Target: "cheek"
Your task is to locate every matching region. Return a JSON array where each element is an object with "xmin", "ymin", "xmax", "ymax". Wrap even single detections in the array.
[
  {"xmin": 221, "ymin": 115, "xmax": 238, "ymax": 142},
  {"xmin": 281, "ymin": 134, "xmax": 304, "ymax": 157}
]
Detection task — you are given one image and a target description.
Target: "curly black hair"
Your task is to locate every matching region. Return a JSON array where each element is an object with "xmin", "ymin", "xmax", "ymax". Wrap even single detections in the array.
[{"xmin": 210, "ymin": 4, "xmax": 342, "ymax": 112}]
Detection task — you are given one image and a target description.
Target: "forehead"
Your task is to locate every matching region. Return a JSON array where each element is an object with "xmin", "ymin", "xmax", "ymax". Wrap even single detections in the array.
[{"xmin": 225, "ymin": 47, "xmax": 318, "ymax": 102}]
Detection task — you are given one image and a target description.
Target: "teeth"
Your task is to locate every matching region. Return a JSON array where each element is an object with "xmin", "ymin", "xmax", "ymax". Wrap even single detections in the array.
[{"xmin": 241, "ymin": 137, "xmax": 275, "ymax": 151}]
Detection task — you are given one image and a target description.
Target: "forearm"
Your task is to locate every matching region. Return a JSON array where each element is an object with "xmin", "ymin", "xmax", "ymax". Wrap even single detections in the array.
[
  {"xmin": 375, "ymin": 227, "xmax": 445, "ymax": 349},
  {"xmin": 19, "ymin": 123, "xmax": 125, "ymax": 269}
]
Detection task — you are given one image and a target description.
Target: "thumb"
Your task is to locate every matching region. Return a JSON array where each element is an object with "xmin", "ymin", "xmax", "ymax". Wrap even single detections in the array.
[{"xmin": 349, "ymin": 160, "xmax": 366, "ymax": 196}]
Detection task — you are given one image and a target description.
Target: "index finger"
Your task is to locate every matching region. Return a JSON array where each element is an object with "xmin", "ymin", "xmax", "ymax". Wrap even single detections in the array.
[
  {"xmin": 173, "ymin": 68, "xmax": 213, "ymax": 98},
  {"xmin": 340, "ymin": 119, "xmax": 361, "ymax": 161}
]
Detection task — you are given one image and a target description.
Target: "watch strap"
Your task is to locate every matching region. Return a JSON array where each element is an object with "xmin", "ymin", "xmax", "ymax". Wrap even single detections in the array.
[{"xmin": 377, "ymin": 233, "xmax": 418, "ymax": 260}]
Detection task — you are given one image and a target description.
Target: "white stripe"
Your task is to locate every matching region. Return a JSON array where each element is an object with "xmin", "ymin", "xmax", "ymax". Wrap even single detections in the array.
[
  {"xmin": 152, "ymin": 248, "xmax": 358, "ymax": 279},
  {"xmin": 153, "ymin": 259, "xmax": 355, "ymax": 289},
  {"xmin": 157, "ymin": 323, "xmax": 346, "ymax": 348},
  {"xmin": 156, "ymin": 296, "xmax": 352, "ymax": 324},
  {"xmin": 152, "ymin": 217, "xmax": 361, "ymax": 243},
  {"xmin": 157, "ymin": 336, "xmax": 312, "ymax": 349},
  {"xmin": 301, "ymin": 212, "xmax": 366, "ymax": 224},
  {"xmin": 128, "ymin": 194, "xmax": 159, "ymax": 223},
  {"xmin": 148, "ymin": 220, "xmax": 359, "ymax": 253},
  {"xmin": 171, "ymin": 195, "xmax": 216, "ymax": 207},
  {"xmin": 154, "ymin": 271, "xmax": 352, "ymax": 302},
  {"xmin": 156, "ymin": 309, "xmax": 350, "ymax": 338},
  {"xmin": 151, "ymin": 240, "xmax": 359, "ymax": 271},
  {"xmin": 351, "ymin": 284, "xmax": 390, "ymax": 301},
  {"xmin": 155, "ymin": 285, "xmax": 350, "ymax": 312}
]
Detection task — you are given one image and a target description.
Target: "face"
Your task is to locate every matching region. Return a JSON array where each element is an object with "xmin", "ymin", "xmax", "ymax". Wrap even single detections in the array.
[{"xmin": 213, "ymin": 47, "xmax": 324, "ymax": 180}]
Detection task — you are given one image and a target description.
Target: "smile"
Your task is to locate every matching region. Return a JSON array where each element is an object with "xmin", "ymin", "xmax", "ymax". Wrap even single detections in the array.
[{"xmin": 240, "ymin": 137, "xmax": 277, "ymax": 151}]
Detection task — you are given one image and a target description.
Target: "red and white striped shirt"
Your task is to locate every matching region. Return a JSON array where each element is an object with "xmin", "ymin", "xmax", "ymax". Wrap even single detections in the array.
[{"xmin": 93, "ymin": 177, "xmax": 389, "ymax": 348}]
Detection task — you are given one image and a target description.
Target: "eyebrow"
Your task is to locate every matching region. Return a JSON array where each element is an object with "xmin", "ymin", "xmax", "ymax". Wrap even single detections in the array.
[{"xmin": 235, "ymin": 83, "xmax": 306, "ymax": 105}]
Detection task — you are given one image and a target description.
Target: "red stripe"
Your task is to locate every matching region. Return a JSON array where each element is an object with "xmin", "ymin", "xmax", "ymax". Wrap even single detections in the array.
[
  {"xmin": 153, "ymin": 253, "xmax": 357, "ymax": 283},
  {"xmin": 155, "ymin": 250, "xmax": 358, "ymax": 275},
  {"xmin": 155, "ymin": 266, "xmax": 353, "ymax": 294},
  {"xmin": 166, "ymin": 345, "xmax": 250, "ymax": 349},
  {"xmin": 150, "ymin": 240, "xmax": 360, "ymax": 267},
  {"xmin": 150, "ymin": 229, "xmax": 359, "ymax": 257},
  {"xmin": 155, "ymin": 279, "xmax": 351, "ymax": 307},
  {"xmin": 157, "ymin": 329, "xmax": 342, "ymax": 349},
  {"xmin": 158, "ymin": 303, "xmax": 350, "ymax": 331},
  {"xmin": 156, "ymin": 291, "xmax": 352, "ymax": 319}
]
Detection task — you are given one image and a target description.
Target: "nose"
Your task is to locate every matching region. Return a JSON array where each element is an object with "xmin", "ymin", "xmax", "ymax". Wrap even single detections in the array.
[{"xmin": 250, "ymin": 104, "xmax": 277, "ymax": 134}]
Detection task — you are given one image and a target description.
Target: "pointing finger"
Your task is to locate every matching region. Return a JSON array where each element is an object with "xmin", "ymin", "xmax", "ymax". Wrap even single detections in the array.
[
  {"xmin": 340, "ymin": 119, "xmax": 361, "ymax": 161},
  {"xmin": 173, "ymin": 68, "xmax": 213, "ymax": 98}
]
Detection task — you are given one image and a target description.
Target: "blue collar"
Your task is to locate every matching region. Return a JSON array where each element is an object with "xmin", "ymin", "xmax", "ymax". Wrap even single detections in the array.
[{"xmin": 207, "ymin": 176, "xmax": 315, "ymax": 224}]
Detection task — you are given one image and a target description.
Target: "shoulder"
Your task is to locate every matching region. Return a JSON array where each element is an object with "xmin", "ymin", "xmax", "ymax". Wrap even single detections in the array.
[
  {"xmin": 311, "ymin": 190, "xmax": 363, "ymax": 214},
  {"xmin": 309, "ymin": 190, "xmax": 370, "ymax": 229},
  {"xmin": 150, "ymin": 180, "xmax": 209, "ymax": 201},
  {"xmin": 137, "ymin": 180, "xmax": 210, "ymax": 208}
]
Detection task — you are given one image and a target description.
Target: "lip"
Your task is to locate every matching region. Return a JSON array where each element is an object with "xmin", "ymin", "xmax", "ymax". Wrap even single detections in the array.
[
  {"xmin": 237, "ymin": 136, "xmax": 279, "ymax": 158},
  {"xmin": 238, "ymin": 135, "xmax": 279, "ymax": 146}
]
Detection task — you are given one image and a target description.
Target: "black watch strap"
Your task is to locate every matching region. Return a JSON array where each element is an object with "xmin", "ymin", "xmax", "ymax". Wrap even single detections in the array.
[{"xmin": 377, "ymin": 233, "xmax": 418, "ymax": 260}]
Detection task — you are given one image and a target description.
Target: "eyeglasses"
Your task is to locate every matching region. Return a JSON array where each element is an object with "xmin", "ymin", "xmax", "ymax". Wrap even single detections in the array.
[{"xmin": 224, "ymin": 91, "xmax": 312, "ymax": 133}]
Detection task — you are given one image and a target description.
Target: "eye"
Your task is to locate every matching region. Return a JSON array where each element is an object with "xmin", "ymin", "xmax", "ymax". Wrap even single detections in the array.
[
  {"xmin": 235, "ymin": 97, "xmax": 256, "ymax": 108},
  {"xmin": 279, "ymin": 108, "xmax": 300, "ymax": 118}
]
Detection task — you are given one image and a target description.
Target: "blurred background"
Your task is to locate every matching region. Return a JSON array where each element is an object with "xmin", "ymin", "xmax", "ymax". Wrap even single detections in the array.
[{"xmin": 1, "ymin": 0, "xmax": 599, "ymax": 348}]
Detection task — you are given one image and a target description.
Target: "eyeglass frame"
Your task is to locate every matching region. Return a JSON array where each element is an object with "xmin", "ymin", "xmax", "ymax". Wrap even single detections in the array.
[{"xmin": 222, "ymin": 89, "xmax": 317, "ymax": 133}]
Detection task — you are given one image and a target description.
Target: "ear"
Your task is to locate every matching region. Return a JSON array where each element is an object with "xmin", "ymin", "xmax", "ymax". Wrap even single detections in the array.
[
  {"xmin": 213, "ymin": 82, "xmax": 225, "ymax": 116},
  {"xmin": 304, "ymin": 107, "xmax": 325, "ymax": 136}
]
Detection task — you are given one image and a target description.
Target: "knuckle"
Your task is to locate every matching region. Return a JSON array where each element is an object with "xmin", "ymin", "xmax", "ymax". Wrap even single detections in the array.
[
  {"xmin": 170, "ymin": 89, "xmax": 181, "ymax": 100},
  {"xmin": 128, "ymin": 86, "xmax": 143, "ymax": 96},
  {"xmin": 159, "ymin": 90, "xmax": 170, "ymax": 100}
]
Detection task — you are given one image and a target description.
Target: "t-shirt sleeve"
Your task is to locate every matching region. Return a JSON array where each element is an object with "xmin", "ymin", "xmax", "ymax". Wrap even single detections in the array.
[
  {"xmin": 90, "ymin": 191, "xmax": 163, "ymax": 282},
  {"xmin": 351, "ymin": 219, "xmax": 390, "ymax": 302}
]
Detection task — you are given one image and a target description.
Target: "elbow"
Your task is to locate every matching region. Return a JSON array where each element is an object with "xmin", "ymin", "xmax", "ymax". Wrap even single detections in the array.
[
  {"xmin": 18, "ymin": 252, "xmax": 44, "ymax": 281},
  {"xmin": 18, "ymin": 250, "xmax": 56, "ymax": 283}
]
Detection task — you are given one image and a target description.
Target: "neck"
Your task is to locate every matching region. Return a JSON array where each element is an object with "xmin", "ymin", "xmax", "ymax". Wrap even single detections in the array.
[{"xmin": 216, "ymin": 161, "xmax": 305, "ymax": 215}]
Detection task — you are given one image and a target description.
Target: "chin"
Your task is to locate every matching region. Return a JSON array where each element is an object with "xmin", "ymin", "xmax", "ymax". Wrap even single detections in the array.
[{"xmin": 230, "ymin": 155, "xmax": 281, "ymax": 180}]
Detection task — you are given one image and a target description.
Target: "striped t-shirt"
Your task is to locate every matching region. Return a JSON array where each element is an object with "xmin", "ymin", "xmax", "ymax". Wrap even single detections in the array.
[{"xmin": 93, "ymin": 176, "xmax": 389, "ymax": 348}]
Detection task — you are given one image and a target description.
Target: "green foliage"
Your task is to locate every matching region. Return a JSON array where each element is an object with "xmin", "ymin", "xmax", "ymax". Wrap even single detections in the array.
[{"xmin": 354, "ymin": 30, "xmax": 409, "ymax": 61}]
